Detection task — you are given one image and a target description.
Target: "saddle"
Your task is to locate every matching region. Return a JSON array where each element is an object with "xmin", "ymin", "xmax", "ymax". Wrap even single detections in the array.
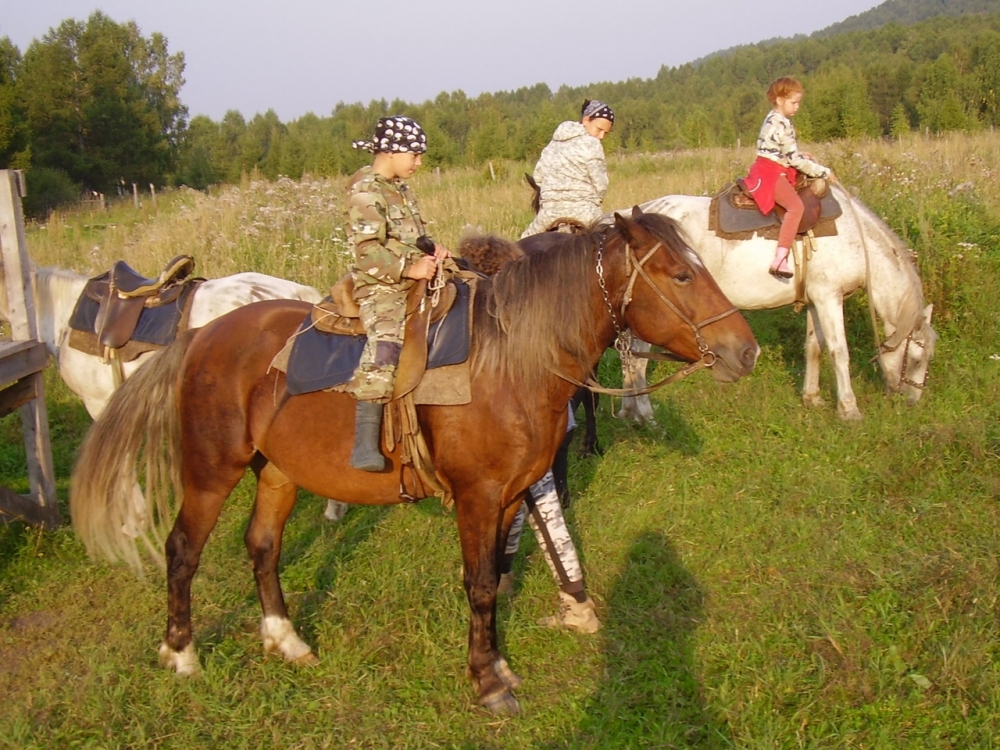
[
  {"xmin": 284, "ymin": 272, "xmax": 475, "ymax": 399},
  {"xmin": 87, "ymin": 255, "xmax": 196, "ymax": 348},
  {"xmin": 710, "ymin": 177, "xmax": 842, "ymax": 241},
  {"xmin": 67, "ymin": 255, "xmax": 202, "ymax": 363}
]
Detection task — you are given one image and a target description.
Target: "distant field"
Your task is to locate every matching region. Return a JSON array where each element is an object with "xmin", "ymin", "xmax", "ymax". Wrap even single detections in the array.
[{"xmin": 2, "ymin": 130, "xmax": 999, "ymax": 748}]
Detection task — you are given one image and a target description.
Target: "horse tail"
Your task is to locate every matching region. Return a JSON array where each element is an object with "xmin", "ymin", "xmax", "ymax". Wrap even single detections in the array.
[
  {"xmin": 70, "ymin": 330, "xmax": 195, "ymax": 573},
  {"xmin": 525, "ymin": 173, "xmax": 540, "ymax": 215}
]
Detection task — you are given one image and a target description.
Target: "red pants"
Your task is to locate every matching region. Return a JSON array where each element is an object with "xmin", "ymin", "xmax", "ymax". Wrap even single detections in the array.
[{"xmin": 773, "ymin": 176, "xmax": 803, "ymax": 250}]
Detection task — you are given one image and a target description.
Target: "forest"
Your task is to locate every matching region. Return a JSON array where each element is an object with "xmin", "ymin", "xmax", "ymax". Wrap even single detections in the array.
[{"xmin": 1, "ymin": 0, "xmax": 1000, "ymax": 214}]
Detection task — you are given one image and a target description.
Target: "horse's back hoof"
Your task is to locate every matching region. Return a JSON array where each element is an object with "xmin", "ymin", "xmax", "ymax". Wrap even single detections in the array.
[{"xmin": 480, "ymin": 689, "xmax": 520, "ymax": 716}]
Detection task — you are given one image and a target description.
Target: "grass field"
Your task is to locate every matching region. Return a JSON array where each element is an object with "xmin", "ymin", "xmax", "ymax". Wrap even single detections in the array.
[{"xmin": 2, "ymin": 130, "xmax": 1000, "ymax": 748}]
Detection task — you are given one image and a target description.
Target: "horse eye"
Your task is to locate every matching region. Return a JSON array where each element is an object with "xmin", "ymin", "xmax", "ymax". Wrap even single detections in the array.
[{"xmin": 674, "ymin": 272, "xmax": 693, "ymax": 284}]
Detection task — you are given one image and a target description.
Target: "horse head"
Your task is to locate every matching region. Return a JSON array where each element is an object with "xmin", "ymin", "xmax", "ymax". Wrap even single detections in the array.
[
  {"xmin": 610, "ymin": 207, "xmax": 759, "ymax": 383},
  {"xmin": 877, "ymin": 302, "xmax": 937, "ymax": 404}
]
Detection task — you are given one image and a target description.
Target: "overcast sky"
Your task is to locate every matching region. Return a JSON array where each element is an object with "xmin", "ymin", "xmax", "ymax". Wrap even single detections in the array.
[{"xmin": 3, "ymin": 1, "xmax": 886, "ymax": 122}]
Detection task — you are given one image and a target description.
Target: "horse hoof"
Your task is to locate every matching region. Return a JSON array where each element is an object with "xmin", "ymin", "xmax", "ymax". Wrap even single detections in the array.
[
  {"xmin": 802, "ymin": 394, "xmax": 827, "ymax": 409},
  {"xmin": 495, "ymin": 656, "xmax": 523, "ymax": 690},
  {"xmin": 479, "ymin": 689, "xmax": 520, "ymax": 716},
  {"xmin": 323, "ymin": 500, "xmax": 348, "ymax": 522},
  {"xmin": 838, "ymin": 407, "xmax": 864, "ymax": 421},
  {"xmin": 159, "ymin": 642, "xmax": 200, "ymax": 676},
  {"xmin": 292, "ymin": 652, "xmax": 319, "ymax": 667}
]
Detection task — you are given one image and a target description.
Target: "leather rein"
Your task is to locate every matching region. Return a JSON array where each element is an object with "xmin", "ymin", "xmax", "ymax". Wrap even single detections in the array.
[{"xmin": 554, "ymin": 235, "xmax": 739, "ymax": 397}]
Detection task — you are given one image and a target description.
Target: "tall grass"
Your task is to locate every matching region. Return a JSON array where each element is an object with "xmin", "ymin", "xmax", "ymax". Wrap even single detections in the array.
[{"xmin": 2, "ymin": 130, "xmax": 999, "ymax": 748}]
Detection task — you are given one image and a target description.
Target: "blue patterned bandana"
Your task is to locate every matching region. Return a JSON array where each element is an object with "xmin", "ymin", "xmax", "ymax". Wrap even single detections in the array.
[
  {"xmin": 581, "ymin": 99, "xmax": 615, "ymax": 125},
  {"xmin": 352, "ymin": 116, "xmax": 427, "ymax": 154}
]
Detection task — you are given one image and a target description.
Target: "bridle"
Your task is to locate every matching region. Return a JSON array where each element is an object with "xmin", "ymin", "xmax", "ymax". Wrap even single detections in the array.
[
  {"xmin": 872, "ymin": 328, "xmax": 928, "ymax": 392},
  {"xmin": 557, "ymin": 233, "xmax": 739, "ymax": 397}
]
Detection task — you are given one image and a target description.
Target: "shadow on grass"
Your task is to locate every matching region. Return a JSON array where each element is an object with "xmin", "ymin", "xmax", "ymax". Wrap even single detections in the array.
[{"xmin": 566, "ymin": 531, "xmax": 728, "ymax": 747}]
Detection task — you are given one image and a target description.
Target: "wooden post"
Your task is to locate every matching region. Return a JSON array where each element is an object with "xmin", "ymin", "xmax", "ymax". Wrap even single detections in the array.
[
  {"xmin": 150, "ymin": 183, "xmax": 157, "ymax": 209},
  {"xmin": 132, "ymin": 182, "xmax": 139, "ymax": 209},
  {"xmin": 0, "ymin": 169, "xmax": 60, "ymax": 528}
]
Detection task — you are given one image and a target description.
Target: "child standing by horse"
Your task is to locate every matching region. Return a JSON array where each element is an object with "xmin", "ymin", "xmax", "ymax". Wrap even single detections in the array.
[
  {"xmin": 744, "ymin": 77, "xmax": 835, "ymax": 278},
  {"xmin": 497, "ymin": 99, "xmax": 618, "ymax": 635},
  {"xmin": 345, "ymin": 116, "xmax": 450, "ymax": 471}
]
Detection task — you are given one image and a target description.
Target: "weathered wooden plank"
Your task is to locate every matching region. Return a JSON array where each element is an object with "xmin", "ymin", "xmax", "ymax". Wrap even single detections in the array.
[
  {"xmin": 0, "ymin": 339, "xmax": 48, "ymax": 387},
  {"xmin": 0, "ymin": 375, "xmax": 38, "ymax": 419},
  {"xmin": 0, "ymin": 484, "xmax": 62, "ymax": 529},
  {"xmin": 0, "ymin": 170, "xmax": 57, "ymax": 512},
  {"xmin": 0, "ymin": 170, "xmax": 38, "ymax": 342}
]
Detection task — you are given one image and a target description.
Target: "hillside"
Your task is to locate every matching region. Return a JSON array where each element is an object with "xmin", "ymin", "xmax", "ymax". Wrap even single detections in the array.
[{"xmin": 819, "ymin": 0, "xmax": 1000, "ymax": 35}]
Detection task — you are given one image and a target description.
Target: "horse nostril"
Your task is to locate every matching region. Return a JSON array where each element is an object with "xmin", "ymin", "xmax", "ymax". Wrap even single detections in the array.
[{"xmin": 742, "ymin": 345, "xmax": 760, "ymax": 370}]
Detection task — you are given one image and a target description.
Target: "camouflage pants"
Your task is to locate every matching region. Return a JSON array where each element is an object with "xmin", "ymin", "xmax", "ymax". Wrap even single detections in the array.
[
  {"xmin": 346, "ymin": 288, "xmax": 407, "ymax": 402},
  {"xmin": 505, "ymin": 469, "xmax": 583, "ymax": 587}
]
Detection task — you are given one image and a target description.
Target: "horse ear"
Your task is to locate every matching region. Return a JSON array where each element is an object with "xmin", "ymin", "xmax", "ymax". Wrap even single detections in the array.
[
  {"xmin": 923, "ymin": 303, "xmax": 934, "ymax": 325},
  {"xmin": 631, "ymin": 205, "xmax": 644, "ymax": 220},
  {"xmin": 613, "ymin": 211, "xmax": 638, "ymax": 244}
]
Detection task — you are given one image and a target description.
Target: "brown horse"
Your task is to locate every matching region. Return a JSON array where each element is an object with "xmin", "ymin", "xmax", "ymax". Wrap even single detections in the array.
[{"xmin": 69, "ymin": 208, "xmax": 759, "ymax": 715}]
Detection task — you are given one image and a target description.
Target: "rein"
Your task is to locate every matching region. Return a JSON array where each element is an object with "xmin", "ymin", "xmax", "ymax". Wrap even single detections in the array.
[{"xmin": 555, "ymin": 234, "xmax": 739, "ymax": 398}]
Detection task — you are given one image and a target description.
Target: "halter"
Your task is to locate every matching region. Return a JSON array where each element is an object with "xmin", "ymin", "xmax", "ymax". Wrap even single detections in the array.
[
  {"xmin": 563, "ymin": 234, "xmax": 739, "ymax": 397},
  {"xmin": 872, "ymin": 330, "xmax": 928, "ymax": 392}
]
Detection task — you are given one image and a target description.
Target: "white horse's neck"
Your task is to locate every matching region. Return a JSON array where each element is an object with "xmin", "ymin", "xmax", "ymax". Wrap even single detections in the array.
[
  {"xmin": 841, "ymin": 189, "xmax": 925, "ymax": 340},
  {"xmin": 31, "ymin": 267, "xmax": 89, "ymax": 356}
]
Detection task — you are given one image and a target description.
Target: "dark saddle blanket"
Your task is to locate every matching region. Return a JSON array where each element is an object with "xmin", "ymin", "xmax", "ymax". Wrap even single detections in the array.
[
  {"xmin": 286, "ymin": 278, "xmax": 472, "ymax": 396},
  {"xmin": 710, "ymin": 181, "xmax": 842, "ymax": 241},
  {"xmin": 68, "ymin": 255, "xmax": 201, "ymax": 359}
]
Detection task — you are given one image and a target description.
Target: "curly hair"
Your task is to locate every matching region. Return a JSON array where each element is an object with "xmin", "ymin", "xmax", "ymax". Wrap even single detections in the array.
[{"xmin": 766, "ymin": 77, "xmax": 805, "ymax": 105}]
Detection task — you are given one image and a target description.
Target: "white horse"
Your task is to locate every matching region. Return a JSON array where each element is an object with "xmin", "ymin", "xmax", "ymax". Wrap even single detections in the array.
[
  {"xmin": 617, "ymin": 184, "xmax": 937, "ymax": 421},
  {"xmin": 0, "ymin": 264, "xmax": 349, "ymax": 521}
]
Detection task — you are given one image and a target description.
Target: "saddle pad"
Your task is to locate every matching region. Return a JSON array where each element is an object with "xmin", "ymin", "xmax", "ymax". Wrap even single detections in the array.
[
  {"xmin": 68, "ymin": 279, "xmax": 197, "ymax": 347},
  {"xmin": 710, "ymin": 183, "xmax": 842, "ymax": 241},
  {"xmin": 285, "ymin": 279, "xmax": 472, "ymax": 396}
]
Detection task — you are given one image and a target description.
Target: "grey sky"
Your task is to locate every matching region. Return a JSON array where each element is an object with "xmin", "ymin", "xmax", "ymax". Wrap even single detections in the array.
[{"xmin": 3, "ymin": 1, "xmax": 885, "ymax": 122}]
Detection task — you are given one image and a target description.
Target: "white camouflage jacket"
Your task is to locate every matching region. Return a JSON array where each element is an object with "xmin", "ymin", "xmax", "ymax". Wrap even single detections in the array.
[{"xmin": 522, "ymin": 121, "xmax": 609, "ymax": 237}]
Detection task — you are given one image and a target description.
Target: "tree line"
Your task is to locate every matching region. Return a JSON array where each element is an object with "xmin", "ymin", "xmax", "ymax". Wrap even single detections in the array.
[{"xmin": 2, "ymin": 8, "xmax": 1000, "ymax": 215}]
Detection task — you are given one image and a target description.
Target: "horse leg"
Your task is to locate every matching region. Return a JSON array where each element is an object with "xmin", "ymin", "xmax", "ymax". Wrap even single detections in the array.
[
  {"xmin": 576, "ymin": 386, "xmax": 602, "ymax": 457},
  {"xmin": 247, "ymin": 459, "xmax": 317, "ymax": 665},
  {"xmin": 160, "ymin": 472, "xmax": 245, "ymax": 675},
  {"xmin": 801, "ymin": 307, "xmax": 828, "ymax": 409},
  {"xmin": 458, "ymin": 493, "xmax": 523, "ymax": 715},
  {"xmin": 812, "ymin": 297, "xmax": 863, "ymax": 420},
  {"xmin": 617, "ymin": 339, "xmax": 657, "ymax": 424}
]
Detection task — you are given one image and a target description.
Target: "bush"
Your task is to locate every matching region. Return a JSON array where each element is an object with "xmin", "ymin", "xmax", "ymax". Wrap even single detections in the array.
[{"xmin": 20, "ymin": 167, "xmax": 82, "ymax": 219}]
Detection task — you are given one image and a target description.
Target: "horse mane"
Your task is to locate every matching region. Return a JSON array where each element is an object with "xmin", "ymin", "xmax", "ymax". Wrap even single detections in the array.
[{"xmin": 471, "ymin": 211, "xmax": 693, "ymax": 396}]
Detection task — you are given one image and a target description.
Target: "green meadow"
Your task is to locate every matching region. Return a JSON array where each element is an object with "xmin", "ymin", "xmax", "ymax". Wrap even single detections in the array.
[{"xmin": 2, "ymin": 130, "xmax": 999, "ymax": 748}]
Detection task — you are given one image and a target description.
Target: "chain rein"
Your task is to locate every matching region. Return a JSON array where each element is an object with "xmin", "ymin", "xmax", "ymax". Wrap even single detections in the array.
[{"xmin": 579, "ymin": 235, "xmax": 739, "ymax": 398}]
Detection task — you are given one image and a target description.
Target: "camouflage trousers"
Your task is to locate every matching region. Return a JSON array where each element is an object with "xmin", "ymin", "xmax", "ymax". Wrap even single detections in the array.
[
  {"xmin": 345, "ymin": 287, "xmax": 408, "ymax": 402},
  {"xmin": 505, "ymin": 469, "xmax": 583, "ymax": 587}
]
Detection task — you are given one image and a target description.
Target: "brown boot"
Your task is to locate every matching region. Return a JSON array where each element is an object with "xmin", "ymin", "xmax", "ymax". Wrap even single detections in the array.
[{"xmin": 538, "ymin": 591, "xmax": 601, "ymax": 633}]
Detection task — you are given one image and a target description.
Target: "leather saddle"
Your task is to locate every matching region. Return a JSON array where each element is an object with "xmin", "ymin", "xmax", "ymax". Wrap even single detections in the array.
[
  {"xmin": 68, "ymin": 255, "xmax": 200, "ymax": 352},
  {"xmin": 83, "ymin": 255, "xmax": 195, "ymax": 347},
  {"xmin": 711, "ymin": 177, "xmax": 842, "ymax": 239},
  {"xmin": 285, "ymin": 273, "xmax": 474, "ymax": 399}
]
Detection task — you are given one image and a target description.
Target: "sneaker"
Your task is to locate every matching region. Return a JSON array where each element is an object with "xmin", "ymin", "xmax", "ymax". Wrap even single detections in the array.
[{"xmin": 538, "ymin": 591, "xmax": 601, "ymax": 633}]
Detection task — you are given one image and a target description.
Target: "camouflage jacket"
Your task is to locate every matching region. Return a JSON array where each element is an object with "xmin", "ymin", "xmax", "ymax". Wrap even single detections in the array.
[
  {"xmin": 521, "ymin": 121, "xmax": 609, "ymax": 237},
  {"xmin": 756, "ymin": 111, "xmax": 831, "ymax": 179},
  {"xmin": 345, "ymin": 166, "xmax": 427, "ymax": 298}
]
